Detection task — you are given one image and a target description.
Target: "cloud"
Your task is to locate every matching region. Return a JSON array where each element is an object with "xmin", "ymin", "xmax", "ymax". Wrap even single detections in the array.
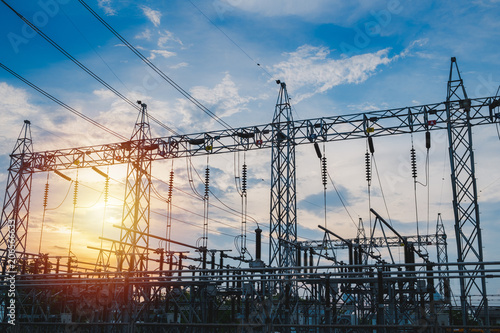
[
  {"xmin": 170, "ymin": 62, "xmax": 189, "ymax": 70},
  {"xmin": 219, "ymin": 0, "xmax": 389, "ymax": 25},
  {"xmin": 158, "ymin": 30, "xmax": 183, "ymax": 48},
  {"xmin": 141, "ymin": 6, "xmax": 162, "ymax": 27},
  {"xmin": 148, "ymin": 49, "xmax": 176, "ymax": 60},
  {"xmin": 98, "ymin": 0, "xmax": 116, "ymax": 16},
  {"xmin": 270, "ymin": 45, "xmax": 394, "ymax": 103},
  {"xmin": 135, "ymin": 29, "xmax": 152, "ymax": 41},
  {"xmin": 191, "ymin": 73, "xmax": 257, "ymax": 119}
]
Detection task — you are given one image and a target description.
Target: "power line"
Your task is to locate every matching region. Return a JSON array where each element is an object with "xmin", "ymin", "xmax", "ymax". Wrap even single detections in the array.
[
  {"xmin": 2, "ymin": 0, "xmax": 179, "ymax": 137},
  {"xmin": 0, "ymin": 61, "xmax": 128, "ymax": 141},
  {"xmin": 188, "ymin": 0, "xmax": 273, "ymax": 79},
  {"xmin": 78, "ymin": 0, "xmax": 235, "ymax": 131}
]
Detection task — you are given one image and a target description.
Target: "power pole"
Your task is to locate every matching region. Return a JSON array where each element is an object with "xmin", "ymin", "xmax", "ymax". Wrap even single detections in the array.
[{"xmin": 446, "ymin": 57, "xmax": 489, "ymax": 326}]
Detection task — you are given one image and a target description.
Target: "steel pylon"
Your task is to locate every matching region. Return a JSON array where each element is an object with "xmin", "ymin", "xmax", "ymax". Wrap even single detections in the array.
[
  {"xmin": 119, "ymin": 102, "xmax": 153, "ymax": 271},
  {"xmin": 446, "ymin": 57, "xmax": 489, "ymax": 326},
  {"xmin": 269, "ymin": 81, "xmax": 297, "ymax": 269},
  {"xmin": 0, "ymin": 120, "xmax": 33, "ymax": 261}
]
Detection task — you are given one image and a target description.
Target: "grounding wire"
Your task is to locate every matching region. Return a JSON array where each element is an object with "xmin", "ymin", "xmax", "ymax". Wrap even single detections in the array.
[
  {"xmin": 78, "ymin": 0, "xmax": 234, "ymax": 131},
  {"xmin": 188, "ymin": 0, "xmax": 273, "ymax": 79},
  {"xmin": 0, "ymin": 62, "xmax": 128, "ymax": 142}
]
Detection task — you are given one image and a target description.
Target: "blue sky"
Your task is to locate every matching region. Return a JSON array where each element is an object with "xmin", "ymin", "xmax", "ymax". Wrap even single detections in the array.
[{"xmin": 1, "ymin": 0, "xmax": 500, "ymax": 303}]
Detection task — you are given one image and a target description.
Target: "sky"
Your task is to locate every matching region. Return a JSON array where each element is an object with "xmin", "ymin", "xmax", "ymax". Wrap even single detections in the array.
[{"xmin": 1, "ymin": 0, "xmax": 500, "ymax": 304}]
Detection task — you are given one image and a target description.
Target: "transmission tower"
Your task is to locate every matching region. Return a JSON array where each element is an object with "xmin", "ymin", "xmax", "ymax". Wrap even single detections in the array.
[
  {"xmin": 446, "ymin": 57, "xmax": 489, "ymax": 325},
  {"xmin": 0, "ymin": 120, "xmax": 33, "ymax": 260},
  {"xmin": 269, "ymin": 81, "xmax": 297, "ymax": 268},
  {"xmin": 119, "ymin": 102, "xmax": 153, "ymax": 271}
]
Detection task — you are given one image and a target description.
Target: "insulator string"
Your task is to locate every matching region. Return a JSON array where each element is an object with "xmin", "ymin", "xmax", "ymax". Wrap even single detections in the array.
[
  {"xmin": 68, "ymin": 169, "xmax": 79, "ymax": 271},
  {"xmin": 38, "ymin": 172, "xmax": 50, "ymax": 254}
]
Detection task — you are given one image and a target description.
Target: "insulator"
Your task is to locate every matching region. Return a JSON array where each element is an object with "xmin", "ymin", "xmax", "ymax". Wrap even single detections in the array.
[
  {"xmin": 365, "ymin": 152, "xmax": 371, "ymax": 183},
  {"xmin": 73, "ymin": 180, "xmax": 79, "ymax": 206},
  {"xmin": 425, "ymin": 131, "xmax": 431, "ymax": 149},
  {"xmin": 242, "ymin": 164, "xmax": 247, "ymax": 194},
  {"xmin": 321, "ymin": 157, "xmax": 327, "ymax": 189},
  {"xmin": 314, "ymin": 142, "xmax": 322, "ymax": 159},
  {"xmin": 411, "ymin": 147, "xmax": 417, "ymax": 179},
  {"xmin": 168, "ymin": 170, "xmax": 174, "ymax": 200},
  {"xmin": 368, "ymin": 136, "xmax": 375, "ymax": 154},
  {"xmin": 204, "ymin": 167, "xmax": 210, "ymax": 198},
  {"xmin": 104, "ymin": 178, "xmax": 109, "ymax": 204},
  {"xmin": 43, "ymin": 183, "xmax": 49, "ymax": 208}
]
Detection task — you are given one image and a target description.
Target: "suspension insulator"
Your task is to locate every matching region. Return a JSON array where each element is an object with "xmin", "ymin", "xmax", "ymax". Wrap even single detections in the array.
[
  {"xmin": 425, "ymin": 131, "xmax": 431, "ymax": 149},
  {"xmin": 43, "ymin": 183, "xmax": 49, "ymax": 208},
  {"xmin": 368, "ymin": 136, "xmax": 375, "ymax": 154},
  {"xmin": 104, "ymin": 178, "xmax": 109, "ymax": 204},
  {"xmin": 168, "ymin": 170, "xmax": 174, "ymax": 201},
  {"xmin": 242, "ymin": 164, "xmax": 247, "ymax": 194},
  {"xmin": 321, "ymin": 157, "xmax": 327, "ymax": 189},
  {"xmin": 411, "ymin": 147, "xmax": 417, "ymax": 179},
  {"xmin": 204, "ymin": 167, "xmax": 210, "ymax": 198},
  {"xmin": 73, "ymin": 181, "xmax": 79, "ymax": 206},
  {"xmin": 365, "ymin": 152, "xmax": 371, "ymax": 183},
  {"xmin": 314, "ymin": 142, "xmax": 322, "ymax": 159}
]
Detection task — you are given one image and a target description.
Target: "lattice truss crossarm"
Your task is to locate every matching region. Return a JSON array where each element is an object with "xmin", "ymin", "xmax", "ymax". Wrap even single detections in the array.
[{"xmin": 8, "ymin": 96, "xmax": 499, "ymax": 174}]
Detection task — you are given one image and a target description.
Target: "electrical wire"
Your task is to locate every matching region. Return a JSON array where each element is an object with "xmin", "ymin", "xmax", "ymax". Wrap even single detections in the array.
[
  {"xmin": 0, "ymin": 62, "xmax": 128, "ymax": 141},
  {"xmin": 326, "ymin": 171, "xmax": 358, "ymax": 228},
  {"xmin": 78, "ymin": 0, "xmax": 234, "ymax": 131},
  {"xmin": 371, "ymin": 156, "xmax": 392, "ymax": 225},
  {"xmin": 2, "ymin": 1, "xmax": 179, "ymax": 137},
  {"xmin": 1, "ymin": 1, "xmax": 140, "ymax": 111},
  {"xmin": 46, "ymin": 180, "xmax": 74, "ymax": 211},
  {"xmin": 188, "ymin": 0, "xmax": 273, "ymax": 79}
]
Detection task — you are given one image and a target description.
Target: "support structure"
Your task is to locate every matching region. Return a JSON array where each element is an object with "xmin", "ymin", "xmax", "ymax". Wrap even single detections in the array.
[
  {"xmin": 0, "ymin": 120, "xmax": 33, "ymax": 259},
  {"xmin": 446, "ymin": 57, "xmax": 489, "ymax": 326},
  {"xmin": 269, "ymin": 81, "xmax": 297, "ymax": 268},
  {"xmin": 0, "ymin": 61, "xmax": 499, "ymax": 328},
  {"xmin": 119, "ymin": 102, "xmax": 153, "ymax": 271}
]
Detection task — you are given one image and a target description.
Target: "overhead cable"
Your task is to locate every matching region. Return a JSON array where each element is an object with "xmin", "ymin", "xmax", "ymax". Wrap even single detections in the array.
[
  {"xmin": 0, "ymin": 61, "xmax": 128, "ymax": 141},
  {"xmin": 78, "ymin": 0, "xmax": 234, "ymax": 131}
]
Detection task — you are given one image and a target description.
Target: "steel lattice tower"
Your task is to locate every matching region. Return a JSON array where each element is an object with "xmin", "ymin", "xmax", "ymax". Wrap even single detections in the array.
[
  {"xmin": 0, "ymin": 120, "xmax": 33, "ymax": 260},
  {"xmin": 119, "ymin": 102, "xmax": 152, "ymax": 271},
  {"xmin": 446, "ymin": 57, "xmax": 489, "ymax": 326},
  {"xmin": 435, "ymin": 213, "xmax": 450, "ymax": 303},
  {"xmin": 269, "ymin": 81, "xmax": 297, "ymax": 268}
]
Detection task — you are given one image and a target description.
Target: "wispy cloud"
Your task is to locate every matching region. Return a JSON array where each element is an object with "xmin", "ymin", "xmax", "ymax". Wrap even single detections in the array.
[
  {"xmin": 191, "ymin": 73, "xmax": 257, "ymax": 119},
  {"xmin": 135, "ymin": 29, "xmax": 152, "ymax": 41},
  {"xmin": 270, "ymin": 45, "xmax": 393, "ymax": 103},
  {"xmin": 149, "ymin": 49, "xmax": 176, "ymax": 60},
  {"xmin": 141, "ymin": 6, "xmax": 162, "ymax": 27},
  {"xmin": 218, "ymin": 0, "xmax": 388, "ymax": 25},
  {"xmin": 158, "ymin": 30, "xmax": 183, "ymax": 48},
  {"xmin": 98, "ymin": 0, "xmax": 116, "ymax": 16}
]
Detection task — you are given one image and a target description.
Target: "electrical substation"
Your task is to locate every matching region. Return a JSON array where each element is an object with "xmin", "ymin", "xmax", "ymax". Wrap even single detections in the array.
[
  {"xmin": 1, "ymin": 54, "xmax": 500, "ymax": 333},
  {"xmin": 1, "ymin": 4, "xmax": 500, "ymax": 333}
]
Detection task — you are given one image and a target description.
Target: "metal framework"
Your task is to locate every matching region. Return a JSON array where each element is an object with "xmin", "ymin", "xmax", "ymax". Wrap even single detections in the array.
[
  {"xmin": 270, "ymin": 81, "xmax": 297, "ymax": 269},
  {"xmin": 446, "ymin": 58, "xmax": 490, "ymax": 325},
  {"xmin": 118, "ymin": 102, "xmax": 153, "ymax": 272},
  {"xmin": 0, "ymin": 59, "xmax": 499, "ymax": 329},
  {"xmin": 0, "ymin": 120, "xmax": 33, "ymax": 259}
]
